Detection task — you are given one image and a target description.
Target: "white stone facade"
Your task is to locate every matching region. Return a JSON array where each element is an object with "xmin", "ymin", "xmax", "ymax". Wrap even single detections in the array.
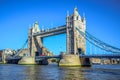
[{"xmin": 66, "ymin": 7, "xmax": 86, "ymax": 54}]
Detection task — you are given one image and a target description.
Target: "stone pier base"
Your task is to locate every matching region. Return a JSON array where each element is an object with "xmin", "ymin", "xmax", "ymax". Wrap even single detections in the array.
[
  {"xmin": 59, "ymin": 54, "xmax": 91, "ymax": 67},
  {"xmin": 18, "ymin": 56, "xmax": 37, "ymax": 65}
]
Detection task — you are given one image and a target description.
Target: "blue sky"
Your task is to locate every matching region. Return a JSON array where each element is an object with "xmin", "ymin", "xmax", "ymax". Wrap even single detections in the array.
[{"xmin": 0, "ymin": 0, "xmax": 120, "ymax": 54}]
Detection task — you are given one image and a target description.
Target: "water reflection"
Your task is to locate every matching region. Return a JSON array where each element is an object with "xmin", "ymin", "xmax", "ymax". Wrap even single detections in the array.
[
  {"xmin": 59, "ymin": 67, "xmax": 88, "ymax": 80},
  {"xmin": 22, "ymin": 64, "xmax": 88, "ymax": 80},
  {"xmin": 0, "ymin": 64, "xmax": 120, "ymax": 80},
  {"xmin": 23, "ymin": 64, "xmax": 60, "ymax": 80},
  {"xmin": 23, "ymin": 65, "xmax": 40, "ymax": 80}
]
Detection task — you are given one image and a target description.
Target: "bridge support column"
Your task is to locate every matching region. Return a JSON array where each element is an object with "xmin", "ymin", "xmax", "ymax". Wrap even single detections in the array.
[
  {"xmin": 59, "ymin": 54, "xmax": 91, "ymax": 67},
  {"xmin": 18, "ymin": 56, "xmax": 37, "ymax": 65}
]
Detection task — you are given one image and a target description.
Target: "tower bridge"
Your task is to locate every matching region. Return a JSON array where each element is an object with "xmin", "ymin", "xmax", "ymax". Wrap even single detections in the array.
[
  {"xmin": 20, "ymin": 7, "xmax": 88, "ymax": 66},
  {"xmin": 29, "ymin": 7, "xmax": 86, "ymax": 56},
  {"xmin": 2, "ymin": 7, "xmax": 120, "ymax": 66}
]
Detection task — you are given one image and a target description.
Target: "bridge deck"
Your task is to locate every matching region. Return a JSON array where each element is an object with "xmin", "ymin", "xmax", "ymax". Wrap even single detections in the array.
[
  {"xmin": 81, "ymin": 55, "xmax": 120, "ymax": 58},
  {"xmin": 35, "ymin": 55, "xmax": 120, "ymax": 61},
  {"xmin": 33, "ymin": 25, "xmax": 66, "ymax": 37},
  {"xmin": 35, "ymin": 56, "xmax": 60, "ymax": 61},
  {"xmin": 5, "ymin": 54, "xmax": 120, "ymax": 62}
]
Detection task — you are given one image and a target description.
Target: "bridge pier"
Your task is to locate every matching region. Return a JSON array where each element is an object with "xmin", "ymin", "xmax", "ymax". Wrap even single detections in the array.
[
  {"xmin": 59, "ymin": 54, "xmax": 91, "ymax": 67},
  {"xmin": 18, "ymin": 56, "xmax": 49, "ymax": 65},
  {"xmin": 18, "ymin": 56, "xmax": 37, "ymax": 65}
]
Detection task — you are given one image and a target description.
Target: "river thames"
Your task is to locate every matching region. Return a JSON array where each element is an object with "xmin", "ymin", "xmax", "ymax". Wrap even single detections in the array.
[{"xmin": 0, "ymin": 64, "xmax": 120, "ymax": 80}]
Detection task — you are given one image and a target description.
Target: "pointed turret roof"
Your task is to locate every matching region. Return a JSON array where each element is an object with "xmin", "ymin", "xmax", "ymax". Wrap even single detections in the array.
[{"xmin": 74, "ymin": 7, "xmax": 79, "ymax": 16}]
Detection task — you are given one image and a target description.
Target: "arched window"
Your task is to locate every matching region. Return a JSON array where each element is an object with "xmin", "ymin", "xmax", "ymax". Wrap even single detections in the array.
[{"xmin": 77, "ymin": 16, "xmax": 79, "ymax": 20}]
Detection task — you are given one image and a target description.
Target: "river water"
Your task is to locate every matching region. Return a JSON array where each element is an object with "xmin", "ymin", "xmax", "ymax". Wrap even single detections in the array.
[{"xmin": 0, "ymin": 64, "xmax": 120, "ymax": 80}]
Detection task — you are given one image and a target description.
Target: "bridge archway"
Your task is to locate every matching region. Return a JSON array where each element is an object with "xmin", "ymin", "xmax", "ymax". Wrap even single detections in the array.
[{"xmin": 43, "ymin": 33, "xmax": 66, "ymax": 54}]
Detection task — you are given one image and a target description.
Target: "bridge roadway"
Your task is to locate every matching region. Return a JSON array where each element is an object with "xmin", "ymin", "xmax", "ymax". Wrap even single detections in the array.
[
  {"xmin": 35, "ymin": 54, "xmax": 120, "ymax": 61},
  {"xmin": 33, "ymin": 25, "xmax": 66, "ymax": 37},
  {"xmin": 35, "ymin": 55, "xmax": 61, "ymax": 61},
  {"xmin": 5, "ymin": 54, "xmax": 120, "ymax": 63},
  {"xmin": 80, "ymin": 54, "xmax": 120, "ymax": 58},
  {"xmin": 5, "ymin": 56, "xmax": 22, "ymax": 64}
]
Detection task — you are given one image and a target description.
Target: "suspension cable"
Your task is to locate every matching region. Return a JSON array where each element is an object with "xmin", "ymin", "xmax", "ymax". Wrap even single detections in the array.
[
  {"xmin": 13, "ymin": 39, "xmax": 28, "ymax": 58},
  {"xmin": 76, "ymin": 27, "xmax": 120, "ymax": 53}
]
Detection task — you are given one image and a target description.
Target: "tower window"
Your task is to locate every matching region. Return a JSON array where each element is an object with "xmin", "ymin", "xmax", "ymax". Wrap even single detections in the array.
[{"xmin": 77, "ymin": 16, "xmax": 79, "ymax": 20}]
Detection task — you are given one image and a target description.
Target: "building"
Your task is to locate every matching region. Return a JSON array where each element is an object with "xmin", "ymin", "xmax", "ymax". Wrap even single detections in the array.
[{"xmin": 0, "ymin": 48, "xmax": 16, "ymax": 62}]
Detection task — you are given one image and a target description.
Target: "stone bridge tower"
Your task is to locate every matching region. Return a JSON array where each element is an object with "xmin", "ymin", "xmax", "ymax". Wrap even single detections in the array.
[
  {"xmin": 59, "ymin": 8, "xmax": 90, "ymax": 67},
  {"xmin": 28, "ymin": 22, "xmax": 42, "ymax": 57},
  {"xmin": 28, "ymin": 22, "xmax": 53, "ymax": 57},
  {"xmin": 66, "ymin": 7, "xmax": 86, "ymax": 55}
]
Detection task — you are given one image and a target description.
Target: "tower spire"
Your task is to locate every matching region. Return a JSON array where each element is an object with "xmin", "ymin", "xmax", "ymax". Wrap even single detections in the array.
[
  {"xmin": 67, "ymin": 10, "xmax": 69, "ymax": 17},
  {"xmin": 74, "ymin": 6, "xmax": 78, "ymax": 11},
  {"xmin": 83, "ymin": 12, "xmax": 85, "ymax": 18},
  {"xmin": 83, "ymin": 12, "xmax": 86, "ymax": 24},
  {"xmin": 42, "ymin": 25, "xmax": 44, "ymax": 32},
  {"xmin": 74, "ymin": 6, "xmax": 79, "ymax": 16}
]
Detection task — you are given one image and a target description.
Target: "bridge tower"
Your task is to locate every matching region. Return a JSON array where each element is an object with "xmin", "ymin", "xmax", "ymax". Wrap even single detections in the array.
[
  {"xmin": 28, "ymin": 22, "xmax": 42, "ymax": 57},
  {"xmin": 66, "ymin": 7, "xmax": 86, "ymax": 54},
  {"xmin": 18, "ymin": 22, "xmax": 43, "ymax": 64},
  {"xmin": 59, "ymin": 7, "xmax": 91, "ymax": 67}
]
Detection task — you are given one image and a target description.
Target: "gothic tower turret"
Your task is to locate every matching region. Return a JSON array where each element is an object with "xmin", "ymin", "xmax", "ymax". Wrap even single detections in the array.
[
  {"xmin": 28, "ymin": 22, "xmax": 43, "ymax": 57},
  {"xmin": 66, "ymin": 7, "xmax": 86, "ymax": 54}
]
